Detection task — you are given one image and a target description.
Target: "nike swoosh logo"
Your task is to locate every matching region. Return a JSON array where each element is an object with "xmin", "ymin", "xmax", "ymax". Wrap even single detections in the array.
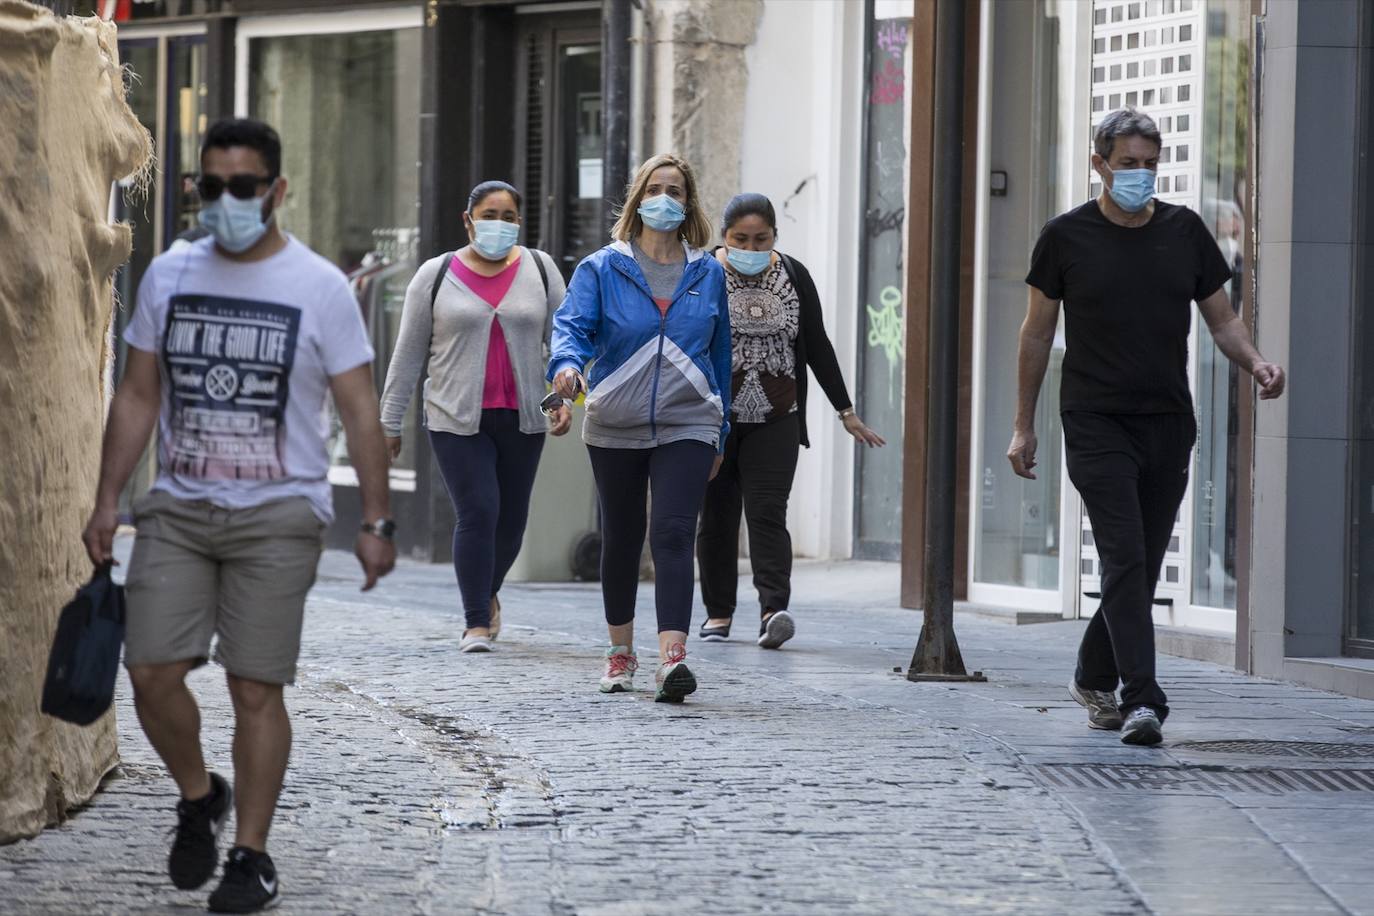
[{"xmin": 259, "ymin": 875, "xmax": 277, "ymax": 896}]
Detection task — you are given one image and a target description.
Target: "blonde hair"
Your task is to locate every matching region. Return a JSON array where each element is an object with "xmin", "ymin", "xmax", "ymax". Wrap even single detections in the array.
[{"xmin": 611, "ymin": 154, "xmax": 713, "ymax": 250}]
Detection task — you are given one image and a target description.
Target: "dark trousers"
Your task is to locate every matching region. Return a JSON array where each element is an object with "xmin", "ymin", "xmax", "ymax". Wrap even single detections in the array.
[
  {"xmin": 697, "ymin": 413, "xmax": 800, "ymax": 618},
  {"xmin": 588, "ymin": 440, "xmax": 716, "ymax": 634},
  {"xmin": 1063, "ymin": 411, "xmax": 1196, "ymax": 720},
  {"xmin": 430, "ymin": 410, "xmax": 545, "ymax": 629}
]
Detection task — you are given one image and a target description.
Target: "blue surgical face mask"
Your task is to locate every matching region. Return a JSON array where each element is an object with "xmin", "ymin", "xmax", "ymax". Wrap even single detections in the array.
[
  {"xmin": 1105, "ymin": 166, "xmax": 1156, "ymax": 213},
  {"xmin": 471, "ymin": 219, "xmax": 520, "ymax": 260},
  {"xmin": 198, "ymin": 187, "xmax": 274, "ymax": 254},
  {"xmin": 726, "ymin": 247, "xmax": 772, "ymax": 276},
  {"xmin": 637, "ymin": 194, "xmax": 686, "ymax": 232}
]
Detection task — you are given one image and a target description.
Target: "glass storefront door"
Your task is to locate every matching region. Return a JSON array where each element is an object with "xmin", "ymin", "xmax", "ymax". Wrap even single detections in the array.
[
  {"xmin": 1078, "ymin": 0, "xmax": 1252, "ymax": 632},
  {"xmin": 854, "ymin": 0, "xmax": 914, "ymax": 560},
  {"xmin": 969, "ymin": 0, "xmax": 1087, "ymax": 612}
]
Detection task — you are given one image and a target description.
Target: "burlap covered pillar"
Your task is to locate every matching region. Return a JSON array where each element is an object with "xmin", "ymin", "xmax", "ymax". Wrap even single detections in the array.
[{"xmin": 0, "ymin": 1, "xmax": 151, "ymax": 843}]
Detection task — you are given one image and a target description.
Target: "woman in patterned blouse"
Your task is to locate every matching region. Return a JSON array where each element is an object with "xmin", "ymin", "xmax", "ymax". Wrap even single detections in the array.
[{"xmin": 696, "ymin": 194, "xmax": 885, "ymax": 648}]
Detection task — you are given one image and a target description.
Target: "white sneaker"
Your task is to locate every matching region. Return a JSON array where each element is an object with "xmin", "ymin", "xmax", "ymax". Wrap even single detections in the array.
[
  {"xmin": 599, "ymin": 646, "xmax": 637, "ymax": 693},
  {"xmin": 460, "ymin": 631, "xmax": 493, "ymax": 653}
]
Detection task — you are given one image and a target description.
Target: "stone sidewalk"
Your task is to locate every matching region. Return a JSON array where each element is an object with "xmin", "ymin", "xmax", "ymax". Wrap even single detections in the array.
[{"xmin": 4, "ymin": 550, "xmax": 1374, "ymax": 915}]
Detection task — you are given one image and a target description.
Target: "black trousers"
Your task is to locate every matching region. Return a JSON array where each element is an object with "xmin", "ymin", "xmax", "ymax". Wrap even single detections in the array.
[
  {"xmin": 587, "ymin": 440, "xmax": 716, "ymax": 633},
  {"xmin": 696, "ymin": 413, "xmax": 801, "ymax": 618},
  {"xmin": 1063, "ymin": 411, "xmax": 1196, "ymax": 720}
]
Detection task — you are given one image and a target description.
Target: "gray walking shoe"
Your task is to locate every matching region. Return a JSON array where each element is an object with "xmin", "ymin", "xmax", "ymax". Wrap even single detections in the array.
[
  {"xmin": 1068, "ymin": 678, "xmax": 1124, "ymax": 730},
  {"xmin": 757, "ymin": 610, "xmax": 796, "ymax": 649},
  {"xmin": 1121, "ymin": 707, "xmax": 1164, "ymax": 746}
]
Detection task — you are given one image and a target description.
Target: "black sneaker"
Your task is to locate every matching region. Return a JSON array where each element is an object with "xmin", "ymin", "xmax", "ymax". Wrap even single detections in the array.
[
  {"xmin": 699, "ymin": 621, "xmax": 731, "ymax": 642},
  {"xmin": 168, "ymin": 771, "xmax": 232, "ymax": 890},
  {"xmin": 757, "ymin": 610, "xmax": 796, "ymax": 649},
  {"xmin": 208, "ymin": 846, "xmax": 280, "ymax": 913}
]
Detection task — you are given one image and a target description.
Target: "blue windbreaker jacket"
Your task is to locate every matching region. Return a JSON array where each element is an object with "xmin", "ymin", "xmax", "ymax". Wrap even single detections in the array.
[{"xmin": 547, "ymin": 240, "xmax": 732, "ymax": 453}]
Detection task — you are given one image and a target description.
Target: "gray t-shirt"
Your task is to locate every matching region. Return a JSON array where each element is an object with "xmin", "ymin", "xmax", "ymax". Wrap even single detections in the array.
[
  {"xmin": 632, "ymin": 241, "xmax": 685, "ymax": 305},
  {"xmin": 125, "ymin": 235, "xmax": 374, "ymax": 522}
]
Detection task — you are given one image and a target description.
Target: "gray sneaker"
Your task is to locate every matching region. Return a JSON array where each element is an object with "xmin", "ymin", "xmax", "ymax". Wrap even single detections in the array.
[
  {"xmin": 1068, "ymin": 678, "xmax": 1124, "ymax": 730},
  {"xmin": 1121, "ymin": 707, "xmax": 1164, "ymax": 746},
  {"xmin": 757, "ymin": 611, "xmax": 796, "ymax": 649}
]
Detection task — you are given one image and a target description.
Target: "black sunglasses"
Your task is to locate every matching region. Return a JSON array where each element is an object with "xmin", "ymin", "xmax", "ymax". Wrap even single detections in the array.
[{"xmin": 195, "ymin": 173, "xmax": 276, "ymax": 202}]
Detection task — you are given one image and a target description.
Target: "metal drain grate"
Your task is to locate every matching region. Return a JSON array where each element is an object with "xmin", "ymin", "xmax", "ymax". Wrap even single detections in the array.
[
  {"xmin": 1033, "ymin": 764, "xmax": 1374, "ymax": 794},
  {"xmin": 1172, "ymin": 740, "xmax": 1374, "ymax": 760}
]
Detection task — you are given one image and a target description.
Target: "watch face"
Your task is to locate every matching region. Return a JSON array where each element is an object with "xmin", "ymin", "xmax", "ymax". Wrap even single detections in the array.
[{"xmin": 378, "ymin": 520, "xmax": 397, "ymax": 538}]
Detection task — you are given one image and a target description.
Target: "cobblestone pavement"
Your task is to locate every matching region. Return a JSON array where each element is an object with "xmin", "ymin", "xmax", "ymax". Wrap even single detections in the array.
[{"xmin": 5, "ymin": 547, "xmax": 1374, "ymax": 915}]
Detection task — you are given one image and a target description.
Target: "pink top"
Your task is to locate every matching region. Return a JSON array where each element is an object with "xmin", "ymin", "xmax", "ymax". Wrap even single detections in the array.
[{"xmin": 450, "ymin": 252, "xmax": 522, "ymax": 410}]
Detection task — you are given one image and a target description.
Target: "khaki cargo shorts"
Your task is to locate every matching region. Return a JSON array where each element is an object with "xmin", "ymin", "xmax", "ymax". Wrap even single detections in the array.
[{"xmin": 123, "ymin": 490, "xmax": 326, "ymax": 684}]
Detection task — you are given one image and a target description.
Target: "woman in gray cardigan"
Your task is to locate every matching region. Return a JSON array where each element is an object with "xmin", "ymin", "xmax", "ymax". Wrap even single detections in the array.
[{"xmin": 380, "ymin": 181, "xmax": 569, "ymax": 653}]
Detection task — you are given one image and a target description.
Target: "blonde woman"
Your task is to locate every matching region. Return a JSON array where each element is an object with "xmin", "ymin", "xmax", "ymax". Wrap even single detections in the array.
[{"xmin": 548, "ymin": 154, "xmax": 731, "ymax": 703}]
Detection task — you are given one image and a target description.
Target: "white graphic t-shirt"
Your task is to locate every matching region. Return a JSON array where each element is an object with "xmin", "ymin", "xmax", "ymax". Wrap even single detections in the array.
[{"xmin": 125, "ymin": 235, "xmax": 374, "ymax": 522}]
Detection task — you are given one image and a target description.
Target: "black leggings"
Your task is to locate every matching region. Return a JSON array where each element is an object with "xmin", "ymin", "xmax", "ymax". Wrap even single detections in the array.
[
  {"xmin": 697, "ymin": 414, "xmax": 800, "ymax": 618},
  {"xmin": 430, "ymin": 411, "xmax": 545, "ymax": 629},
  {"xmin": 587, "ymin": 440, "xmax": 717, "ymax": 633}
]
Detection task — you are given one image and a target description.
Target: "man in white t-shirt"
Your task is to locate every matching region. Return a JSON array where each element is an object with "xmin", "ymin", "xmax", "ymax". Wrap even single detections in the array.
[{"xmin": 82, "ymin": 118, "xmax": 395, "ymax": 914}]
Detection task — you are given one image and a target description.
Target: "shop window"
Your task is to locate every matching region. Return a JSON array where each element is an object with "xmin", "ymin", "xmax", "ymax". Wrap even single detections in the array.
[{"xmin": 249, "ymin": 27, "xmax": 424, "ymax": 473}]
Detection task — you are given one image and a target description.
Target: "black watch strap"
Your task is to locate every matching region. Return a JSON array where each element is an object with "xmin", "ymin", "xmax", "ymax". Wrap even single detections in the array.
[{"xmin": 361, "ymin": 518, "xmax": 397, "ymax": 541}]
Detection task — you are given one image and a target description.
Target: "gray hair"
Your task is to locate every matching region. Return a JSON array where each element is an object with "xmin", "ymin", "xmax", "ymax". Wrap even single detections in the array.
[{"xmin": 1094, "ymin": 108, "xmax": 1162, "ymax": 159}]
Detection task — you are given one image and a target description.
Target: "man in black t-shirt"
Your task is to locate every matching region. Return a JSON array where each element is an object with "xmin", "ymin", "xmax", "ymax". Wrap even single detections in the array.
[{"xmin": 1009, "ymin": 108, "xmax": 1285, "ymax": 747}]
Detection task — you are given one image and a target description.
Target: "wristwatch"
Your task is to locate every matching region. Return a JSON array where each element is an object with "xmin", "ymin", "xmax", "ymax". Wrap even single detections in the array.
[
  {"xmin": 360, "ymin": 518, "xmax": 397, "ymax": 541},
  {"xmin": 837, "ymin": 408, "xmax": 856, "ymax": 420}
]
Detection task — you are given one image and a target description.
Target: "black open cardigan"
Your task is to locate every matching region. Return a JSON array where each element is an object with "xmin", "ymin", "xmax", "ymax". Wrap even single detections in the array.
[{"xmin": 749, "ymin": 252, "xmax": 854, "ymax": 448}]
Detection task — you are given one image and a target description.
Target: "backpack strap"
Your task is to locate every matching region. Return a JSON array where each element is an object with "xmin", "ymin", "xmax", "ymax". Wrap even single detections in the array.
[
  {"xmin": 429, "ymin": 252, "xmax": 453, "ymax": 312},
  {"xmin": 530, "ymin": 247, "xmax": 551, "ymax": 297},
  {"xmin": 432, "ymin": 249, "xmax": 550, "ymax": 310}
]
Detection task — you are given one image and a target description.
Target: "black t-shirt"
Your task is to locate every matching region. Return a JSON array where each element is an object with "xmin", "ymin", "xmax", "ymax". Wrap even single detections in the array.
[{"xmin": 1025, "ymin": 199, "xmax": 1232, "ymax": 414}]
